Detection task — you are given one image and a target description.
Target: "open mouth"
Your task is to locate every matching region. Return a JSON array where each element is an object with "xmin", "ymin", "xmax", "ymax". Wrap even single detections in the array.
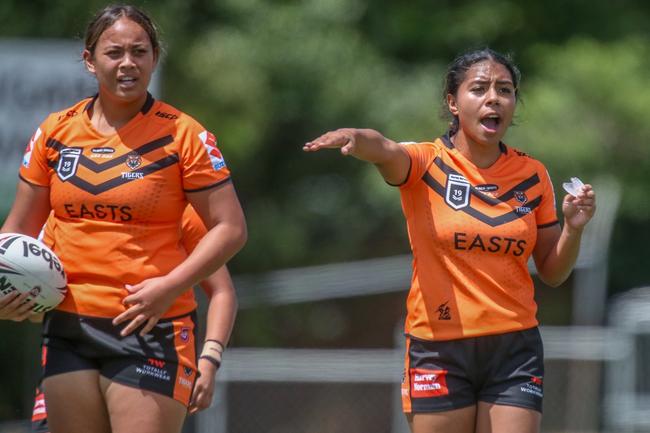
[
  {"xmin": 117, "ymin": 76, "xmax": 138, "ymax": 86},
  {"xmin": 480, "ymin": 114, "xmax": 500, "ymax": 132}
]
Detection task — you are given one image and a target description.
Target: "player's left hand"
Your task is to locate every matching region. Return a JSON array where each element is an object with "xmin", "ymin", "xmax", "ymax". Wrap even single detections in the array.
[
  {"xmin": 113, "ymin": 276, "xmax": 179, "ymax": 336},
  {"xmin": 188, "ymin": 357, "xmax": 218, "ymax": 414},
  {"xmin": 562, "ymin": 184, "xmax": 596, "ymax": 230}
]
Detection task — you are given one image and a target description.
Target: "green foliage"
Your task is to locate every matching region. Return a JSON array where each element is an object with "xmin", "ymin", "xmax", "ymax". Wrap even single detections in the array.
[
  {"xmin": 2, "ymin": 0, "xmax": 650, "ymax": 422},
  {"xmin": 168, "ymin": 0, "xmax": 439, "ymax": 272},
  {"xmin": 0, "ymin": 0, "xmax": 648, "ymax": 282},
  {"xmin": 0, "ymin": 0, "xmax": 647, "ymax": 282},
  {"xmin": 509, "ymin": 37, "xmax": 650, "ymax": 219}
]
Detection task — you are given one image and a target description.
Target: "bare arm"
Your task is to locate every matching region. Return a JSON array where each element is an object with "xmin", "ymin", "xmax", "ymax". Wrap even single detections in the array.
[
  {"xmin": 533, "ymin": 184, "xmax": 596, "ymax": 287},
  {"xmin": 1, "ymin": 180, "xmax": 51, "ymax": 237},
  {"xmin": 303, "ymin": 128, "xmax": 410, "ymax": 185},
  {"xmin": 189, "ymin": 266, "xmax": 237, "ymax": 414},
  {"xmin": 114, "ymin": 182, "xmax": 246, "ymax": 336},
  {"xmin": 168, "ymin": 182, "xmax": 247, "ymax": 291},
  {"xmin": 0, "ymin": 180, "xmax": 51, "ymax": 321}
]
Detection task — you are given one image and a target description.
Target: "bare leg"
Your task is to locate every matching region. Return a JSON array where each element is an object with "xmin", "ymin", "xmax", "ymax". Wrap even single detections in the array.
[
  {"xmin": 475, "ymin": 402, "xmax": 541, "ymax": 433},
  {"xmin": 100, "ymin": 376, "xmax": 187, "ymax": 433},
  {"xmin": 406, "ymin": 405, "xmax": 477, "ymax": 433},
  {"xmin": 43, "ymin": 370, "xmax": 111, "ymax": 433}
]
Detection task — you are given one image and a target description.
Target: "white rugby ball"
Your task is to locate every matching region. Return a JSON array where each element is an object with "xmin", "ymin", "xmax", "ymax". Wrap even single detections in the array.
[{"xmin": 0, "ymin": 233, "xmax": 67, "ymax": 313}]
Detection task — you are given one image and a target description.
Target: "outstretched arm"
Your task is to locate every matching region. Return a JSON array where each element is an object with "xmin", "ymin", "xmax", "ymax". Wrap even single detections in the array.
[
  {"xmin": 533, "ymin": 184, "xmax": 597, "ymax": 287},
  {"xmin": 304, "ymin": 128, "xmax": 410, "ymax": 185}
]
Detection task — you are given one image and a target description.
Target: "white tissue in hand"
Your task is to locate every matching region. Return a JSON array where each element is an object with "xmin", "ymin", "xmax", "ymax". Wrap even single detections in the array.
[{"xmin": 562, "ymin": 177, "xmax": 584, "ymax": 197}]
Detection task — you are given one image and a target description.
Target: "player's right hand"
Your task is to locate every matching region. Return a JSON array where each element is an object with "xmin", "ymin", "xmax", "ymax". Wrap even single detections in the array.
[
  {"xmin": 303, "ymin": 128, "xmax": 358, "ymax": 156},
  {"xmin": 0, "ymin": 292, "xmax": 36, "ymax": 321},
  {"xmin": 188, "ymin": 356, "xmax": 219, "ymax": 414}
]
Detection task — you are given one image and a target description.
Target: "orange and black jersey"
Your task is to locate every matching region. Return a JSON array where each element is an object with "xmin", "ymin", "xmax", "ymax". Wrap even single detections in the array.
[
  {"xmin": 20, "ymin": 94, "xmax": 231, "ymax": 318},
  {"xmin": 398, "ymin": 134, "xmax": 559, "ymax": 341}
]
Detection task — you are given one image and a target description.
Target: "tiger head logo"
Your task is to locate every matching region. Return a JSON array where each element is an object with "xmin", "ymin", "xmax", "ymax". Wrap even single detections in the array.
[{"xmin": 126, "ymin": 153, "xmax": 142, "ymax": 170}]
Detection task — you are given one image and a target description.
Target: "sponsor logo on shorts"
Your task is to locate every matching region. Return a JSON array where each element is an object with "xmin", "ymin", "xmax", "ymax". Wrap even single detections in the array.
[
  {"xmin": 136, "ymin": 359, "xmax": 171, "ymax": 382},
  {"xmin": 148, "ymin": 358, "xmax": 166, "ymax": 368},
  {"xmin": 178, "ymin": 376, "xmax": 193, "ymax": 389},
  {"xmin": 520, "ymin": 376, "xmax": 543, "ymax": 398},
  {"xmin": 410, "ymin": 368, "xmax": 449, "ymax": 398}
]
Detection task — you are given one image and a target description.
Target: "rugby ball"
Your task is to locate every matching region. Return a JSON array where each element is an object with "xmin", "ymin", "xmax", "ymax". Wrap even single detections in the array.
[{"xmin": 0, "ymin": 233, "xmax": 67, "ymax": 313}]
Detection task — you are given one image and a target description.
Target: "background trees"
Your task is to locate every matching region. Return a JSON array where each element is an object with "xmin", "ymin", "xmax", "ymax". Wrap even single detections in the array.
[{"xmin": 1, "ymin": 0, "xmax": 648, "ymax": 421}]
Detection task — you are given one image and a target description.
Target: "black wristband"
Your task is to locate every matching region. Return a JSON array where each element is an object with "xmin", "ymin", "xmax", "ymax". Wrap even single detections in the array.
[{"xmin": 199, "ymin": 354, "xmax": 222, "ymax": 369}]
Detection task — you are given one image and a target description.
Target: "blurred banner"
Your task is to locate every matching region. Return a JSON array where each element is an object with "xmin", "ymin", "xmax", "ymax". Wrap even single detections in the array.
[{"xmin": 0, "ymin": 39, "xmax": 159, "ymax": 215}]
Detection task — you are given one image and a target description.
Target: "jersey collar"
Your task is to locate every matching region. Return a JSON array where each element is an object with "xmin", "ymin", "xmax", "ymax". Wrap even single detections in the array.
[
  {"xmin": 442, "ymin": 131, "xmax": 508, "ymax": 154},
  {"xmin": 83, "ymin": 92, "xmax": 155, "ymax": 115}
]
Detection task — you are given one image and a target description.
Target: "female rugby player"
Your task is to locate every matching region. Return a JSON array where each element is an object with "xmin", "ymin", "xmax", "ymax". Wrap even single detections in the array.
[
  {"xmin": 1, "ymin": 4, "xmax": 246, "ymax": 433},
  {"xmin": 304, "ymin": 48, "xmax": 596, "ymax": 433}
]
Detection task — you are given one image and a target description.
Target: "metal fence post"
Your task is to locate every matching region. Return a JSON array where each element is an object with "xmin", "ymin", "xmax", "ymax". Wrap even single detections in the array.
[{"xmin": 392, "ymin": 321, "xmax": 410, "ymax": 433}]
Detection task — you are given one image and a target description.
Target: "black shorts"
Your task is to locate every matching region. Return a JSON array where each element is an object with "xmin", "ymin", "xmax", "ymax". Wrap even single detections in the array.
[
  {"xmin": 401, "ymin": 327, "xmax": 544, "ymax": 413},
  {"xmin": 42, "ymin": 309, "xmax": 198, "ymax": 406}
]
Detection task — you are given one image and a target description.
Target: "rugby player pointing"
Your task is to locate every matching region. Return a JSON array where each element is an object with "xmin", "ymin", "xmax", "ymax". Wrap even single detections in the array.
[
  {"xmin": 1, "ymin": 5, "xmax": 246, "ymax": 433},
  {"xmin": 304, "ymin": 48, "xmax": 596, "ymax": 433}
]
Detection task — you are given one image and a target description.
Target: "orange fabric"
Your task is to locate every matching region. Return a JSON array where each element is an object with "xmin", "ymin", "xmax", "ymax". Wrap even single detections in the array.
[
  {"xmin": 399, "ymin": 135, "xmax": 558, "ymax": 341},
  {"xmin": 21, "ymin": 95, "xmax": 230, "ymax": 318},
  {"xmin": 172, "ymin": 316, "xmax": 197, "ymax": 405},
  {"xmin": 400, "ymin": 337, "xmax": 412, "ymax": 412}
]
